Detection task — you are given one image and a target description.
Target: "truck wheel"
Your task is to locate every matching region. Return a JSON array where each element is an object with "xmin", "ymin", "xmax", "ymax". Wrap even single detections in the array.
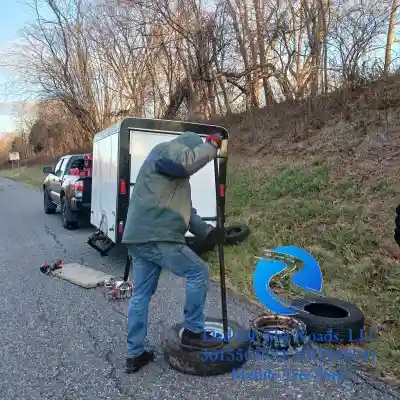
[
  {"xmin": 163, "ymin": 317, "xmax": 250, "ymax": 376},
  {"xmin": 44, "ymin": 189, "xmax": 56, "ymax": 214},
  {"xmin": 61, "ymin": 197, "xmax": 78, "ymax": 230}
]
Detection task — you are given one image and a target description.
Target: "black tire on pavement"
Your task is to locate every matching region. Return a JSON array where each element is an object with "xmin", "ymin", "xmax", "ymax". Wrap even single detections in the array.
[
  {"xmin": 61, "ymin": 197, "xmax": 78, "ymax": 230},
  {"xmin": 290, "ymin": 296, "xmax": 365, "ymax": 344},
  {"xmin": 163, "ymin": 317, "xmax": 251, "ymax": 376},
  {"xmin": 224, "ymin": 224, "xmax": 250, "ymax": 245},
  {"xmin": 44, "ymin": 189, "xmax": 56, "ymax": 214}
]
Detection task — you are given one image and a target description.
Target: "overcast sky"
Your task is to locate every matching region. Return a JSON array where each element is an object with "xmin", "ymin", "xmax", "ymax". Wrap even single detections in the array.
[{"xmin": 0, "ymin": 0, "xmax": 36, "ymax": 134}]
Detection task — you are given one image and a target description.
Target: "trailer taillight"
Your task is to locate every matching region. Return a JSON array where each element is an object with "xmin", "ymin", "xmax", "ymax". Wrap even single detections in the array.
[
  {"xmin": 118, "ymin": 221, "xmax": 124, "ymax": 234},
  {"xmin": 119, "ymin": 179, "xmax": 127, "ymax": 195},
  {"xmin": 219, "ymin": 184, "xmax": 225, "ymax": 197}
]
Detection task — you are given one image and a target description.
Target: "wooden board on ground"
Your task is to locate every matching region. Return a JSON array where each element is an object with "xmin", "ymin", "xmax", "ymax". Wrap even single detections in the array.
[{"xmin": 51, "ymin": 263, "xmax": 115, "ymax": 289}]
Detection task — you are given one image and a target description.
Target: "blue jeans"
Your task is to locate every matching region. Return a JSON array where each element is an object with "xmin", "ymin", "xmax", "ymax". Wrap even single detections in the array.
[{"xmin": 126, "ymin": 241, "xmax": 209, "ymax": 357}]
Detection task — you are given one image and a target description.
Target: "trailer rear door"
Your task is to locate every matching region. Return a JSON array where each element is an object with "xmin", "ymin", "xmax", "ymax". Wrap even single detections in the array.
[{"xmin": 129, "ymin": 129, "xmax": 216, "ymax": 236}]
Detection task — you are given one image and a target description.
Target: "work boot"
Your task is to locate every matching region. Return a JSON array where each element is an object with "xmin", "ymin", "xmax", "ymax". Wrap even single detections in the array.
[
  {"xmin": 125, "ymin": 350, "xmax": 154, "ymax": 374},
  {"xmin": 181, "ymin": 329, "xmax": 224, "ymax": 350}
]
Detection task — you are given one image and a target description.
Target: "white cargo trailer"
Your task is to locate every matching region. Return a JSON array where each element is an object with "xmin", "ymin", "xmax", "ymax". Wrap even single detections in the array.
[{"xmin": 87, "ymin": 117, "xmax": 229, "ymax": 255}]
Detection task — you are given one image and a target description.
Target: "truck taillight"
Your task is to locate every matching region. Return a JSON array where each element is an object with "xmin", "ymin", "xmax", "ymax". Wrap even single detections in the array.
[
  {"xmin": 119, "ymin": 179, "xmax": 126, "ymax": 195},
  {"xmin": 74, "ymin": 182, "xmax": 84, "ymax": 192},
  {"xmin": 118, "ymin": 221, "xmax": 124, "ymax": 234}
]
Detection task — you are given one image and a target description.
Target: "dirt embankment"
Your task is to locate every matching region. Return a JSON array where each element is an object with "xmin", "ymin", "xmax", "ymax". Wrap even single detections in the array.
[{"xmin": 219, "ymin": 77, "xmax": 400, "ymax": 178}]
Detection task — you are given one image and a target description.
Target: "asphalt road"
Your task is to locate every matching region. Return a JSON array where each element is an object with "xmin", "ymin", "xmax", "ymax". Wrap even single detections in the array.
[{"xmin": 0, "ymin": 177, "xmax": 399, "ymax": 400}]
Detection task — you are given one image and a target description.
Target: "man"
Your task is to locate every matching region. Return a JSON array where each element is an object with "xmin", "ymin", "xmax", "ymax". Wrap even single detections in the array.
[{"xmin": 122, "ymin": 131, "xmax": 224, "ymax": 374}]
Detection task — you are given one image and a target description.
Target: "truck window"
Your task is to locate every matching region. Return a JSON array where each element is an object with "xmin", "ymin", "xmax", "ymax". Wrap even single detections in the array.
[
  {"xmin": 53, "ymin": 158, "xmax": 63, "ymax": 175},
  {"xmin": 54, "ymin": 158, "xmax": 66, "ymax": 177},
  {"xmin": 69, "ymin": 158, "xmax": 84, "ymax": 172}
]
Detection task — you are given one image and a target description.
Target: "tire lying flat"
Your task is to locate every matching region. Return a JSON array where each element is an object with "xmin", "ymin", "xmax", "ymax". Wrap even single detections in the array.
[
  {"xmin": 163, "ymin": 317, "xmax": 251, "ymax": 376},
  {"xmin": 290, "ymin": 296, "xmax": 365, "ymax": 343}
]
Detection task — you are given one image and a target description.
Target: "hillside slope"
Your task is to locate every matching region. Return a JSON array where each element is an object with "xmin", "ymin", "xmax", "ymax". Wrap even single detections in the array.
[{"xmin": 202, "ymin": 78, "xmax": 400, "ymax": 383}]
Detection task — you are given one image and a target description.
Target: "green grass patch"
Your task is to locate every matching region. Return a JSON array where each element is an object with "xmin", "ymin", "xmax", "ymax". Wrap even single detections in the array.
[
  {"xmin": 205, "ymin": 159, "xmax": 400, "ymax": 381},
  {"xmin": 0, "ymin": 165, "xmax": 45, "ymax": 189}
]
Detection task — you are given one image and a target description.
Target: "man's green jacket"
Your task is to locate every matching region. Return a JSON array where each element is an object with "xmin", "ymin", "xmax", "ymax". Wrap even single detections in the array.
[{"xmin": 122, "ymin": 131, "xmax": 218, "ymax": 245}]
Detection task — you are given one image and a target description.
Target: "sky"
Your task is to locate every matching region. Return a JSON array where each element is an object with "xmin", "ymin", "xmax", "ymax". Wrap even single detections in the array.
[{"xmin": 0, "ymin": 0, "xmax": 36, "ymax": 134}]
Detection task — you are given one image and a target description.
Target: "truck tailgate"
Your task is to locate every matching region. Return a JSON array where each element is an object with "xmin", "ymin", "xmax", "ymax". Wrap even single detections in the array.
[{"xmin": 82, "ymin": 178, "xmax": 92, "ymax": 204}]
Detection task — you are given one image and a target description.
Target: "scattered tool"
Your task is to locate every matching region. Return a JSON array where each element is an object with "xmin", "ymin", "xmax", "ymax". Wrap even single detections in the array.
[
  {"xmin": 40, "ymin": 259, "xmax": 63, "ymax": 274},
  {"xmin": 104, "ymin": 254, "xmax": 133, "ymax": 300}
]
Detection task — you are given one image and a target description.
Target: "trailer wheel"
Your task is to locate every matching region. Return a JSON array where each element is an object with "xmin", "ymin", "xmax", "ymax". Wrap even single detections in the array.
[
  {"xmin": 61, "ymin": 197, "xmax": 78, "ymax": 230},
  {"xmin": 43, "ymin": 189, "xmax": 56, "ymax": 214},
  {"xmin": 163, "ymin": 317, "xmax": 250, "ymax": 376}
]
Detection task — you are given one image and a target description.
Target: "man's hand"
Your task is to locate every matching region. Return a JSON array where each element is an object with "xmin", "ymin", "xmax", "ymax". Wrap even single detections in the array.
[
  {"xmin": 204, "ymin": 226, "xmax": 219, "ymax": 245},
  {"xmin": 189, "ymin": 226, "xmax": 218, "ymax": 255},
  {"xmin": 205, "ymin": 133, "xmax": 222, "ymax": 149}
]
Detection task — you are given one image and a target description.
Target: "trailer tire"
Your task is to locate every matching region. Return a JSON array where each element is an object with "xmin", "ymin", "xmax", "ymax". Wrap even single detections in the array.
[
  {"xmin": 163, "ymin": 317, "xmax": 250, "ymax": 376},
  {"xmin": 224, "ymin": 224, "xmax": 250, "ymax": 245},
  {"xmin": 44, "ymin": 189, "xmax": 56, "ymax": 214},
  {"xmin": 290, "ymin": 296, "xmax": 365, "ymax": 344},
  {"xmin": 61, "ymin": 197, "xmax": 78, "ymax": 230}
]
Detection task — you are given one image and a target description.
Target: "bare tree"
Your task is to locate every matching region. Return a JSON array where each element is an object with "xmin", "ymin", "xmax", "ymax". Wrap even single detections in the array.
[
  {"xmin": 0, "ymin": 0, "xmax": 397, "ymax": 155},
  {"xmin": 384, "ymin": 0, "xmax": 399, "ymax": 74}
]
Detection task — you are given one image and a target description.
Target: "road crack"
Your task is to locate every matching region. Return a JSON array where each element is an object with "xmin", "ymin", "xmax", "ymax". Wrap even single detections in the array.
[
  {"xmin": 86, "ymin": 326, "xmax": 127, "ymax": 396},
  {"xmin": 105, "ymin": 350, "xmax": 126, "ymax": 396},
  {"xmin": 44, "ymin": 224, "xmax": 67, "ymax": 254}
]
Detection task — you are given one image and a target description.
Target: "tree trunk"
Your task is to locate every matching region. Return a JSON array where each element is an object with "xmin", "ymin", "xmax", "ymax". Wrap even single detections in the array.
[{"xmin": 384, "ymin": 0, "xmax": 398, "ymax": 74}]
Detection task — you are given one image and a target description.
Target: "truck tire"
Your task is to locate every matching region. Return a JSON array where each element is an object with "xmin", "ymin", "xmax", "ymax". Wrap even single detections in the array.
[
  {"xmin": 61, "ymin": 197, "xmax": 78, "ymax": 230},
  {"xmin": 290, "ymin": 296, "xmax": 365, "ymax": 344},
  {"xmin": 163, "ymin": 317, "xmax": 250, "ymax": 376},
  {"xmin": 44, "ymin": 189, "xmax": 56, "ymax": 214},
  {"xmin": 224, "ymin": 224, "xmax": 250, "ymax": 245}
]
